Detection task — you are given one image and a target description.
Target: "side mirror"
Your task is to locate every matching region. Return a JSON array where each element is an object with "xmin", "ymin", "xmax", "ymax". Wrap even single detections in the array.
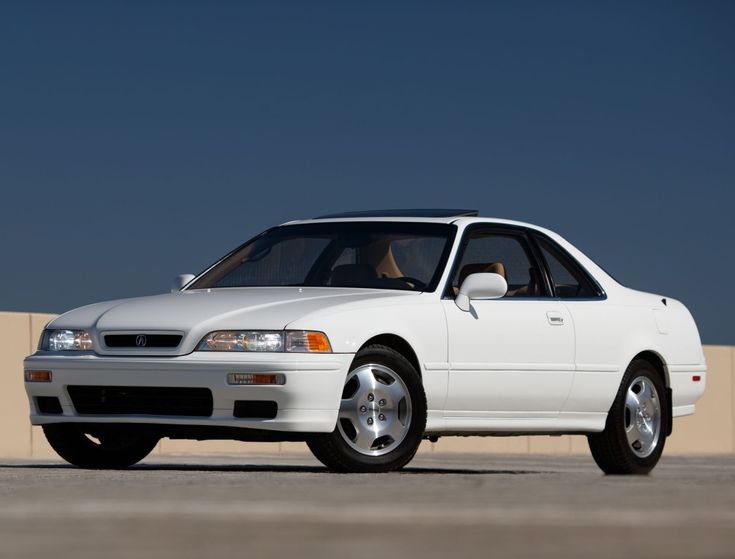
[
  {"xmin": 171, "ymin": 273, "xmax": 196, "ymax": 293},
  {"xmin": 455, "ymin": 273, "xmax": 507, "ymax": 312}
]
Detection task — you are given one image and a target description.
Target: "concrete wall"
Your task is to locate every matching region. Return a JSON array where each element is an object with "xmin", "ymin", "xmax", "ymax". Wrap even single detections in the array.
[{"xmin": 2, "ymin": 311, "xmax": 731, "ymax": 459}]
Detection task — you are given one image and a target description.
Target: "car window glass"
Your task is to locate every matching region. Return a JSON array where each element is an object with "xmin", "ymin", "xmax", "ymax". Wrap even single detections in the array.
[
  {"xmin": 331, "ymin": 247, "xmax": 357, "ymax": 268},
  {"xmin": 453, "ymin": 232, "xmax": 543, "ymax": 297},
  {"xmin": 392, "ymin": 238, "xmax": 447, "ymax": 281},
  {"xmin": 189, "ymin": 222, "xmax": 456, "ymax": 292},
  {"xmin": 213, "ymin": 237, "xmax": 331, "ymax": 287},
  {"xmin": 536, "ymin": 236, "xmax": 597, "ymax": 298}
]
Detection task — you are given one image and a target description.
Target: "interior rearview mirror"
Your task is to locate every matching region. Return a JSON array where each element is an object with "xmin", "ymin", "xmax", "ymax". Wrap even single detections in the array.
[
  {"xmin": 171, "ymin": 274, "xmax": 196, "ymax": 293},
  {"xmin": 455, "ymin": 272, "xmax": 508, "ymax": 311}
]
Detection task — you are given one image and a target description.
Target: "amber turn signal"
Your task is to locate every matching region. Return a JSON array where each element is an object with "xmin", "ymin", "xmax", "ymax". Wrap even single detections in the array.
[
  {"xmin": 227, "ymin": 372, "xmax": 286, "ymax": 385},
  {"xmin": 25, "ymin": 370, "xmax": 52, "ymax": 382},
  {"xmin": 286, "ymin": 331, "xmax": 331, "ymax": 353}
]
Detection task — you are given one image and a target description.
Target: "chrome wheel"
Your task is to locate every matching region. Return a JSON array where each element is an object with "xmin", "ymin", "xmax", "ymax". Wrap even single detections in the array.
[
  {"xmin": 625, "ymin": 375, "xmax": 662, "ymax": 458},
  {"xmin": 337, "ymin": 363, "xmax": 412, "ymax": 456}
]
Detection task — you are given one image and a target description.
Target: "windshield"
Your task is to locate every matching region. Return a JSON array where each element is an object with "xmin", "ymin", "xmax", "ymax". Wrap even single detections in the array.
[{"xmin": 189, "ymin": 222, "xmax": 457, "ymax": 292}]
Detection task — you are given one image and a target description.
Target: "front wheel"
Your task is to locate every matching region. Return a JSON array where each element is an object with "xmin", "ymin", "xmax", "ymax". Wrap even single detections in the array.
[
  {"xmin": 43, "ymin": 424, "xmax": 159, "ymax": 469},
  {"xmin": 307, "ymin": 344, "xmax": 427, "ymax": 473},
  {"xmin": 588, "ymin": 359, "xmax": 668, "ymax": 475}
]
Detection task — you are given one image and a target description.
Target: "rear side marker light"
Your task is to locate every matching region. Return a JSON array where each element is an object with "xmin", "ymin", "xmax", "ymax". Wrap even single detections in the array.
[
  {"xmin": 692, "ymin": 375, "xmax": 701, "ymax": 382},
  {"xmin": 227, "ymin": 373, "xmax": 285, "ymax": 385},
  {"xmin": 25, "ymin": 370, "xmax": 52, "ymax": 382}
]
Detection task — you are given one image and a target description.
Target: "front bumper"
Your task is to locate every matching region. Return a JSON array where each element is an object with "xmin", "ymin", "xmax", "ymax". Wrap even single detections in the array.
[{"xmin": 23, "ymin": 351, "xmax": 354, "ymax": 433}]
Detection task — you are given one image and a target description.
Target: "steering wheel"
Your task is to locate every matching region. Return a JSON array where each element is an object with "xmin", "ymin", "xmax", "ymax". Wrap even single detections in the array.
[{"xmin": 396, "ymin": 276, "xmax": 428, "ymax": 290}]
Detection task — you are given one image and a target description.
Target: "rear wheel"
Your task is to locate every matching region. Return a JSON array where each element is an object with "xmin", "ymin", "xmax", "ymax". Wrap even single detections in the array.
[
  {"xmin": 43, "ymin": 424, "xmax": 159, "ymax": 469},
  {"xmin": 588, "ymin": 359, "xmax": 667, "ymax": 475},
  {"xmin": 307, "ymin": 344, "xmax": 426, "ymax": 472}
]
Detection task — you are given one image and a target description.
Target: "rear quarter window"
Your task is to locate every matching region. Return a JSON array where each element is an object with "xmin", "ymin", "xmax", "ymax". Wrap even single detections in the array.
[{"xmin": 535, "ymin": 235, "xmax": 601, "ymax": 298}]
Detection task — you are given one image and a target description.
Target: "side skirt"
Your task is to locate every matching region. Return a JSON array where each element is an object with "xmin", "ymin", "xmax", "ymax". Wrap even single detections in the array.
[{"xmin": 426, "ymin": 411, "xmax": 607, "ymax": 434}]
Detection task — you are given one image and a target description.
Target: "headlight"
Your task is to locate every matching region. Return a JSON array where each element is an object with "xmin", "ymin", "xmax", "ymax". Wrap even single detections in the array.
[
  {"xmin": 197, "ymin": 330, "xmax": 331, "ymax": 353},
  {"xmin": 41, "ymin": 329, "xmax": 93, "ymax": 351}
]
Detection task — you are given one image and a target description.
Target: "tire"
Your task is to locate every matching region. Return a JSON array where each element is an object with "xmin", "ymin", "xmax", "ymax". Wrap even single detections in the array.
[
  {"xmin": 588, "ymin": 359, "xmax": 668, "ymax": 475},
  {"xmin": 307, "ymin": 344, "xmax": 427, "ymax": 473},
  {"xmin": 43, "ymin": 423, "xmax": 159, "ymax": 469}
]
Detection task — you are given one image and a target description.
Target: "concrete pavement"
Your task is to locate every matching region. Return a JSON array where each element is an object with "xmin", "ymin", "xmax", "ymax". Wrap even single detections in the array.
[{"xmin": 1, "ymin": 452, "xmax": 734, "ymax": 559}]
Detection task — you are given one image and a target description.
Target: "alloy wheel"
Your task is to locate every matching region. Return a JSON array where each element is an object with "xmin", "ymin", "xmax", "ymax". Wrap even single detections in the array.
[
  {"xmin": 337, "ymin": 364, "xmax": 412, "ymax": 456},
  {"xmin": 624, "ymin": 375, "xmax": 662, "ymax": 458}
]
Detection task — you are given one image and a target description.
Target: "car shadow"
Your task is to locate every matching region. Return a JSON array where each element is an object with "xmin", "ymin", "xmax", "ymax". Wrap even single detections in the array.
[{"xmin": 0, "ymin": 462, "xmax": 548, "ymax": 475}]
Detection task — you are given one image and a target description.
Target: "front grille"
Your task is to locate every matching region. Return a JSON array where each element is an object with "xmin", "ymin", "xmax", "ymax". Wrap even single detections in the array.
[
  {"xmin": 104, "ymin": 334, "xmax": 182, "ymax": 348},
  {"xmin": 68, "ymin": 386, "xmax": 213, "ymax": 417}
]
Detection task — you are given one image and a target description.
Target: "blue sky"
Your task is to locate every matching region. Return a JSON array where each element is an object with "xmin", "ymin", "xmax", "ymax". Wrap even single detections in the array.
[{"xmin": 1, "ymin": 1, "xmax": 733, "ymax": 343}]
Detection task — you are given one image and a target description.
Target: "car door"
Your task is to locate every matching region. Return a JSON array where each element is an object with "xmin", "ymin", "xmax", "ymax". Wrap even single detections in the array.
[
  {"xmin": 441, "ymin": 226, "xmax": 575, "ymax": 416},
  {"xmin": 531, "ymin": 233, "xmax": 613, "ymax": 414}
]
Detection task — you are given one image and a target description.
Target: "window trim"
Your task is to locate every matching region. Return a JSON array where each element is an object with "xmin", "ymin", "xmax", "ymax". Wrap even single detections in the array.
[
  {"xmin": 529, "ymin": 232, "xmax": 606, "ymax": 300},
  {"xmin": 441, "ymin": 224, "xmax": 554, "ymax": 300}
]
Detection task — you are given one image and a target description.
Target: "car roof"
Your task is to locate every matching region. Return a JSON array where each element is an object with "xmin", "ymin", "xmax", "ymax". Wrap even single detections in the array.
[
  {"xmin": 314, "ymin": 209, "xmax": 479, "ymax": 219},
  {"xmin": 278, "ymin": 213, "xmax": 621, "ymax": 296},
  {"xmin": 283, "ymin": 210, "xmax": 542, "ymax": 230}
]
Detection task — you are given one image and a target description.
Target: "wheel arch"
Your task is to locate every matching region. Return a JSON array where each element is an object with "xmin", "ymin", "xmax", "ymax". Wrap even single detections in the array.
[
  {"xmin": 631, "ymin": 350, "xmax": 670, "ymax": 388},
  {"xmin": 356, "ymin": 334, "xmax": 422, "ymax": 377}
]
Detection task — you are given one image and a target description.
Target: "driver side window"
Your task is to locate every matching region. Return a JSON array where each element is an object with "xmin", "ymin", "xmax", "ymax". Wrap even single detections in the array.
[{"xmin": 452, "ymin": 231, "xmax": 545, "ymax": 298}]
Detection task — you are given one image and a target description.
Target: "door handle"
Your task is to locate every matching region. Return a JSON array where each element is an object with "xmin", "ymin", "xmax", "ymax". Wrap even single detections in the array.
[{"xmin": 546, "ymin": 311, "xmax": 564, "ymax": 325}]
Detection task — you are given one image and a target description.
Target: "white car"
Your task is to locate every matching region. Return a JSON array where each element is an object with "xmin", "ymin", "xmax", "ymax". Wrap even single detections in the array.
[{"xmin": 24, "ymin": 210, "xmax": 706, "ymax": 474}]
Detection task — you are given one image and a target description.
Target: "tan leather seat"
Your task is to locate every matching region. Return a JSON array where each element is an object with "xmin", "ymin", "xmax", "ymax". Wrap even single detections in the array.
[
  {"xmin": 458, "ymin": 261, "xmax": 507, "ymax": 286},
  {"xmin": 456, "ymin": 262, "xmax": 540, "ymax": 297},
  {"xmin": 363, "ymin": 240, "xmax": 403, "ymax": 278}
]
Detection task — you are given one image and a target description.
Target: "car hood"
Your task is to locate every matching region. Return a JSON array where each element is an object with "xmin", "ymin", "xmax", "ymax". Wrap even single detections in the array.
[{"xmin": 49, "ymin": 287, "xmax": 414, "ymax": 355}]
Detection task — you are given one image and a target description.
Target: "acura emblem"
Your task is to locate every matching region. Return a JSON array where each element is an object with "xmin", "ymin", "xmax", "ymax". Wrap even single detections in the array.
[{"xmin": 135, "ymin": 335, "xmax": 147, "ymax": 347}]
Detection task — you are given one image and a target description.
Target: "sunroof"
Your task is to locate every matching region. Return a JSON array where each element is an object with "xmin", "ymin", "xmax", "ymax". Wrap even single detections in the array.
[{"xmin": 315, "ymin": 209, "xmax": 479, "ymax": 219}]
